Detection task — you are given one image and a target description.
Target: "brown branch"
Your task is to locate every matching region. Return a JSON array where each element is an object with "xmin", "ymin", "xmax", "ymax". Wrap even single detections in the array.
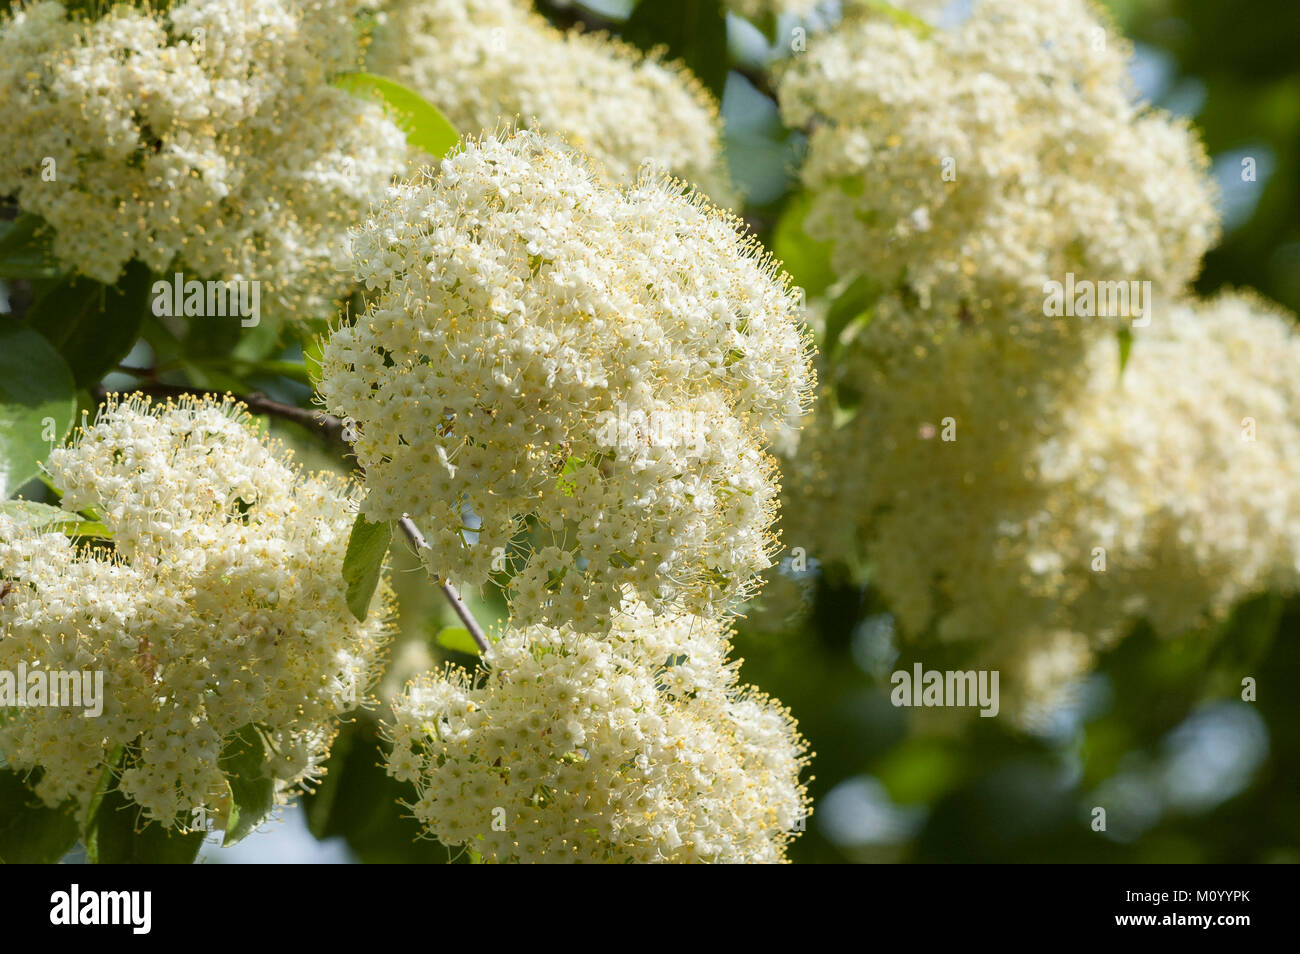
[{"xmin": 397, "ymin": 516, "xmax": 492, "ymax": 655}]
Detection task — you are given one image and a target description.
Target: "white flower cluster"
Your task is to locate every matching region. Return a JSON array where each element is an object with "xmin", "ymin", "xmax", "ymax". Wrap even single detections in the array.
[
  {"xmin": 777, "ymin": 0, "xmax": 1219, "ymax": 328},
  {"xmin": 789, "ymin": 291, "xmax": 1300, "ymax": 697},
  {"xmin": 0, "ymin": 395, "xmax": 391, "ymax": 826},
  {"xmin": 0, "ymin": 0, "xmax": 412, "ymax": 317},
  {"xmin": 368, "ymin": 0, "xmax": 732, "ymax": 200},
  {"xmin": 319, "ymin": 130, "xmax": 814, "ymax": 633},
  {"xmin": 387, "ymin": 603, "xmax": 809, "ymax": 862},
  {"xmin": 1036, "ymin": 293, "xmax": 1300, "ymax": 641},
  {"xmin": 768, "ymin": 0, "xmax": 1299, "ymax": 702}
]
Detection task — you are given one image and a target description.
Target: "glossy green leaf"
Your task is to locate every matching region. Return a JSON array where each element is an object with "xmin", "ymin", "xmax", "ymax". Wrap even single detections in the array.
[
  {"xmin": 623, "ymin": 0, "xmax": 730, "ymax": 101},
  {"xmin": 0, "ymin": 769, "xmax": 79, "ymax": 864},
  {"xmin": 0, "ymin": 214, "xmax": 61, "ymax": 280},
  {"xmin": 435, "ymin": 626, "xmax": 481, "ymax": 656},
  {"xmin": 85, "ymin": 784, "xmax": 205, "ymax": 864},
  {"xmin": 772, "ymin": 193, "xmax": 836, "ymax": 300},
  {"xmin": 861, "ymin": 0, "xmax": 935, "ymax": 37},
  {"xmin": 26, "ymin": 261, "xmax": 152, "ymax": 388},
  {"xmin": 301, "ymin": 717, "xmax": 450, "ymax": 863},
  {"xmin": 343, "ymin": 512, "xmax": 392, "ymax": 621},
  {"xmin": 0, "ymin": 500, "xmax": 112, "ymax": 538},
  {"xmin": 220, "ymin": 724, "xmax": 275, "ymax": 847},
  {"xmin": 822, "ymin": 273, "xmax": 882, "ymax": 361},
  {"xmin": 0, "ymin": 325, "xmax": 76, "ymax": 499},
  {"xmin": 335, "ymin": 72, "xmax": 460, "ymax": 159}
]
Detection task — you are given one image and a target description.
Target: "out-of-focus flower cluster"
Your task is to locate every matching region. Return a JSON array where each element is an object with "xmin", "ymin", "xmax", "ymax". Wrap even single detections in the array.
[
  {"xmin": 368, "ymin": 0, "xmax": 732, "ymax": 201},
  {"xmin": 770, "ymin": 0, "xmax": 1300, "ymax": 701},
  {"xmin": 790, "ymin": 293, "xmax": 1300, "ymax": 696},
  {"xmin": 0, "ymin": 395, "xmax": 391, "ymax": 827},
  {"xmin": 778, "ymin": 0, "xmax": 1218, "ymax": 333}
]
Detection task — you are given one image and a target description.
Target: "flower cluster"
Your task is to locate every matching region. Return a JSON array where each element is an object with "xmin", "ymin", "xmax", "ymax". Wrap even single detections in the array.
[
  {"xmin": 777, "ymin": 0, "xmax": 1218, "ymax": 329},
  {"xmin": 786, "ymin": 291, "xmax": 1300, "ymax": 698},
  {"xmin": 368, "ymin": 0, "xmax": 732, "ymax": 200},
  {"xmin": 766, "ymin": 0, "xmax": 1300, "ymax": 703},
  {"xmin": 0, "ymin": 395, "xmax": 391, "ymax": 826},
  {"xmin": 386, "ymin": 603, "xmax": 809, "ymax": 862},
  {"xmin": 0, "ymin": 0, "xmax": 412, "ymax": 317},
  {"xmin": 319, "ymin": 129, "xmax": 814, "ymax": 633}
]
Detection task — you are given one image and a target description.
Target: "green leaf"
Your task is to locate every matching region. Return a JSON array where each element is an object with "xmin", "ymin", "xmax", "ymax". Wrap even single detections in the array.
[
  {"xmin": 772, "ymin": 193, "xmax": 836, "ymax": 300},
  {"xmin": 0, "ymin": 324, "xmax": 76, "ymax": 499},
  {"xmin": 0, "ymin": 214, "xmax": 61, "ymax": 280},
  {"xmin": 623, "ymin": 0, "xmax": 730, "ymax": 101},
  {"xmin": 82, "ymin": 744, "xmax": 125, "ymax": 834},
  {"xmin": 436, "ymin": 626, "xmax": 481, "ymax": 656},
  {"xmin": 861, "ymin": 0, "xmax": 935, "ymax": 37},
  {"xmin": 181, "ymin": 303, "xmax": 244, "ymax": 368},
  {"xmin": 556, "ymin": 454, "xmax": 585, "ymax": 497},
  {"xmin": 753, "ymin": 10, "xmax": 780, "ymax": 44},
  {"xmin": 85, "ymin": 784, "xmax": 205, "ymax": 864},
  {"xmin": 24, "ymin": 261, "xmax": 152, "ymax": 389},
  {"xmin": 1117, "ymin": 327, "xmax": 1133, "ymax": 375},
  {"xmin": 302, "ymin": 717, "xmax": 449, "ymax": 863},
  {"xmin": 822, "ymin": 273, "xmax": 882, "ymax": 361},
  {"xmin": 0, "ymin": 499, "xmax": 64, "ymax": 526},
  {"xmin": 0, "ymin": 769, "xmax": 79, "ymax": 864},
  {"xmin": 220, "ymin": 724, "xmax": 275, "ymax": 847},
  {"xmin": 335, "ymin": 72, "xmax": 460, "ymax": 159},
  {"xmin": 342, "ymin": 512, "xmax": 392, "ymax": 621},
  {"xmin": 0, "ymin": 500, "xmax": 111, "ymax": 538}
]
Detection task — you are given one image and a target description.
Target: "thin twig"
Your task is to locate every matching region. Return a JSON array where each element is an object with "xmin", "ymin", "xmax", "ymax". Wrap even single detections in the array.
[{"xmin": 397, "ymin": 516, "xmax": 491, "ymax": 655}]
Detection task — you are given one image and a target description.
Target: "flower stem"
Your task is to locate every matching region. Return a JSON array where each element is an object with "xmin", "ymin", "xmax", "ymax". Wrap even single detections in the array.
[{"xmin": 397, "ymin": 515, "xmax": 491, "ymax": 655}]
